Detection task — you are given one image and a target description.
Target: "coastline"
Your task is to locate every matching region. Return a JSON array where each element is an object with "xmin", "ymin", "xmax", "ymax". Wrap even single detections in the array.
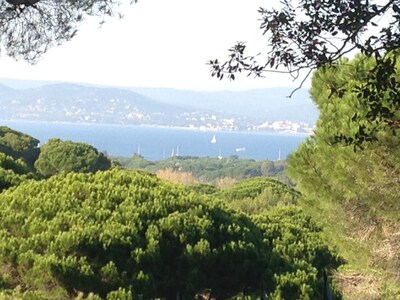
[{"xmin": 0, "ymin": 119, "xmax": 313, "ymax": 137}]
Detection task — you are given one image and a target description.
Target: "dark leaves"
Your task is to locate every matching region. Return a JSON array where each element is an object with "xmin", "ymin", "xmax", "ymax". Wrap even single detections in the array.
[
  {"xmin": 0, "ymin": 0, "xmax": 124, "ymax": 63},
  {"xmin": 210, "ymin": 1, "xmax": 397, "ymax": 80}
]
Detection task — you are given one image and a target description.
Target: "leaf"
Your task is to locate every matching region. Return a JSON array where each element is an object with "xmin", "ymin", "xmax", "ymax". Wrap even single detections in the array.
[{"xmin": 269, "ymin": 57, "xmax": 275, "ymax": 68}]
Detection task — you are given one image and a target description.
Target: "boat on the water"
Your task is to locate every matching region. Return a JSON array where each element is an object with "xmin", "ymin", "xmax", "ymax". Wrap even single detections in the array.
[{"xmin": 210, "ymin": 134, "xmax": 217, "ymax": 144}]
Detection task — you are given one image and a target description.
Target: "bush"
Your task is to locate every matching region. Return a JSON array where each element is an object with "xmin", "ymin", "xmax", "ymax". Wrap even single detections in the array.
[
  {"xmin": 0, "ymin": 169, "xmax": 341, "ymax": 299},
  {"xmin": 34, "ymin": 138, "xmax": 111, "ymax": 177}
]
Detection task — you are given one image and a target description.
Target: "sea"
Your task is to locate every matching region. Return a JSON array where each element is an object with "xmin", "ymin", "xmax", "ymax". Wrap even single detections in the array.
[{"xmin": 0, "ymin": 121, "xmax": 309, "ymax": 161}]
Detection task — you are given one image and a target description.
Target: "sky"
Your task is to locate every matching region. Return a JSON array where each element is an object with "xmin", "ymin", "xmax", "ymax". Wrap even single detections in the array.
[{"xmin": 0, "ymin": 0, "xmax": 310, "ymax": 91}]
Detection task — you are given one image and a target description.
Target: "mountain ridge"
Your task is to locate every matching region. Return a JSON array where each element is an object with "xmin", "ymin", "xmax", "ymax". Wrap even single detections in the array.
[{"xmin": 0, "ymin": 78, "xmax": 318, "ymax": 131}]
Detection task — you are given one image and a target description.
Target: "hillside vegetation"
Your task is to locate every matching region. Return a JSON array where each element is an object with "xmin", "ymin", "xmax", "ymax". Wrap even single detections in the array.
[
  {"xmin": 115, "ymin": 154, "xmax": 288, "ymax": 184},
  {"xmin": 0, "ymin": 136, "xmax": 341, "ymax": 299}
]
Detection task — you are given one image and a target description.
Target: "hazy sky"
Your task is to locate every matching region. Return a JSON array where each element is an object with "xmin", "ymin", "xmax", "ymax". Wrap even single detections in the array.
[{"xmin": 0, "ymin": 0, "xmax": 310, "ymax": 91}]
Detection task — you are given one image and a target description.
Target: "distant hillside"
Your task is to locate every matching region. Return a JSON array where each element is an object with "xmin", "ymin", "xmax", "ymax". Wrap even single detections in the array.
[
  {"xmin": 0, "ymin": 78, "xmax": 318, "ymax": 131},
  {"xmin": 131, "ymin": 87, "xmax": 318, "ymax": 124},
  {"xmin": 0, "ymin": 83, "xmax": 225, "ymax": 127}
]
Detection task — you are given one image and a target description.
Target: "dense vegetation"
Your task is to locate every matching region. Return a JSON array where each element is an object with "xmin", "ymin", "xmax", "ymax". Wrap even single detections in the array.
[
  {"xmin": 0, "ymin": 169, "xmax": 340, "ymax": 299},
  {"xmin": 35, "ymin": 138, "xmax": 111, "ymax": 177},
  {"xmin": 288, "ymin": 55, "xmax": 400, "ymax": 213},
  {"xmin": 216, "ymin": 177, "xmax": 300, "ymax": 215},
  {"xmin": 287, "ymin": 54, "xmax": 400, "ymax": 298},
  {"xmin": 0, "ymin": 127, "xmax": 40, "ymax": 191},
  {"xmin": 0, "ymin": 126, "xmax": 343, "ymax": 299},
  {"xmin": 0, "ymin": 152, "xmax": 37, "ymax": 192},
  {"xmin": 116, "ymin": 154, "xmax": 287, "ymax": 183},
  {"xmin": 0, "ymin": 126, "xmax": 40, "ymax": 167}
]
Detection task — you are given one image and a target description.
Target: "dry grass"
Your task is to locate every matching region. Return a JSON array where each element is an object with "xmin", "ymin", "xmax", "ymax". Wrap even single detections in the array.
[
  {"xmin": 335, "ymin": 271, "xmax": 381, "ymax": 300},
  {"xmin": 156, "ymin": 168, "xmax": 197, "ymax": 185},
  {"xmin": 335, "ymin": 219, "xmax": 400, "ymax": 299},
  {"xmin": 372, "ymin": 233, "xmax": 400, "ymax": 262},
  {"xmin": 215, "ymin": 176, "xmax": 237, "ymax": 189},
  {"xmin": 358, "ymin": 225, "xmax": 377, "ymax": 242},
  {"xmin": 302, "ymin": 197, "xmax": 400, "ymax": 299}
]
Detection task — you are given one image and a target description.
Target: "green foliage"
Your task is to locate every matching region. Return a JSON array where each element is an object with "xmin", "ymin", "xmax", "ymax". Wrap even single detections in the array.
[
  {"xmin": 288, "ymin": 55, "xmax": 400, "ymax": 214},
  {"xmin": 0, "ymin": 127, "xmax": 40, "ymax": 191},
  {"xmin": 217, "ymin": 177, "xmax": 300, "ymax": 214},
  {"xmin": 0, "ymin": 169, "xmax": 260, "ymax": 298},
  {"xmin": 106, "ymin": 288, "xmax": 132, "ymax": 300},
  {"xmin": 0, "ymin": 153, "xmax": 37, "ymax": 192},
  {"xmin": 0, "ymin": 169, "xmax": 340, "ymax": 299},
  {"xmin": 254, "ymin": 206, "xmax": 342, "ymax": 299},
  {"xmin": 0, "ymin": 286, "xmax": 44, "ymax": 300},
  {"xmin": 34, "ymin": 138, "xmax": 111, "ymax": 177},
  {"xmin": 0, "ymin": 126, "xmax": 39, "ymax": 167},
  {"xmin": 116, "ymin": 154, "xmax": 155, "ymax": 170},
  {"xmin": 0, "ymin": 152, "xmax": 30, "ymax": 175},
  {"xmin": 287, "ymin": 54, "xmax": 400, "ymax": 298},
  {"xmin": 218, "ymin": 176, "xmax": 299, "ymax": 201},
  {"xmin": 184, "ymin": 182, "xmax": 218, "ymax": 195},
  {"xmin": 116, "ymin": 154, "xmax": 288, "ymax": 183}
]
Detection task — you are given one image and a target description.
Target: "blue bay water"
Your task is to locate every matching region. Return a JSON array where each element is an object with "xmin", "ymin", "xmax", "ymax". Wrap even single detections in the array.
[{"xmin": 1, "ymin": 121, "xmax": 308, "ymax": 161}]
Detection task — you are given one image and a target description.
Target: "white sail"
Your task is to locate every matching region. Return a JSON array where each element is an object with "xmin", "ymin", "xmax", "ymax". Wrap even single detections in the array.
[
  {"xmin": 218, "ymin": 148, "xmax": 222, "ymax": 159},
  {"xmin": 210, "ymin": 134, "xmax": 217, "ymax": 144}
]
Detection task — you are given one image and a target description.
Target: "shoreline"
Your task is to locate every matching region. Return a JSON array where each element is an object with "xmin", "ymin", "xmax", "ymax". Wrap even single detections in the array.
[{"xmin": 0, "ymin": 119, "xmax": 313, "ymax": 137}]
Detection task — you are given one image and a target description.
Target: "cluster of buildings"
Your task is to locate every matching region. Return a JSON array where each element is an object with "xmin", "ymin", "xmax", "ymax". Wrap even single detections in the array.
[
  {"xmin": 184, "ymin": 112, "xmax": 315, "ymax": 135},
  {"xmin": 250, "ymin": 120, "xmax": 315, "ymax": 134}
]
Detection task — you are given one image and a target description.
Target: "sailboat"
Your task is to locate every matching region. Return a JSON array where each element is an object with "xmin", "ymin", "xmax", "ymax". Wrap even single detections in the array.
[
  {"xmin": 171, "ymin": 145, "xmax": 179, "ymax": 157},
  {"xmin": 218, "ymin": 148, "xmax": 222, "ymax": 159},
  {"xmin": 210, "ymin": 134, "xmax": 217, "ymax": 144}
]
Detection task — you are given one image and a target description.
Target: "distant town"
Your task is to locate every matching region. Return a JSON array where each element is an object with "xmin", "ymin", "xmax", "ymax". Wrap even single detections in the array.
[{"xmin": 181, "ymin": 112, "xmax": 314, "ymax": 134}]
